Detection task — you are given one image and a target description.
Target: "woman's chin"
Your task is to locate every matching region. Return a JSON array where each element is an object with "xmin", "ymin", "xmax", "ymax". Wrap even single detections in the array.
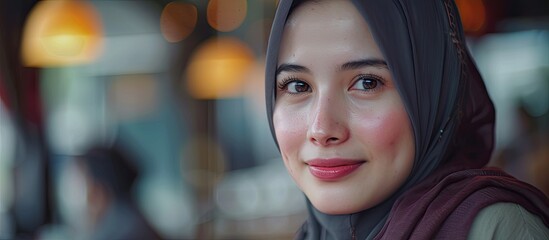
[
  {"xmin": 304, "ymin": 183, "xmax": 380, "ymax": 215},
  {"xmin": 310, "ymin": 197, "xmax": 368, "ymax": 215}
]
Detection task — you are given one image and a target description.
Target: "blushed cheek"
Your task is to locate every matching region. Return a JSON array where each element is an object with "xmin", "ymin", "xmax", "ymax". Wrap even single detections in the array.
[
  {"xmin": 273, "ymin": 109, "xmax": 307, "ymax": 162},
  {"xmin": 355, "ymin": 108, "xmax": 412, "ymax": 156}
]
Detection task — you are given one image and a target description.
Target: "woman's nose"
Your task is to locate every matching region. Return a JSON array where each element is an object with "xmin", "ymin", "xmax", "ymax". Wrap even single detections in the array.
[{"xmin": 307, "ymin": 97, "xmax": 349, "ymax": 146}]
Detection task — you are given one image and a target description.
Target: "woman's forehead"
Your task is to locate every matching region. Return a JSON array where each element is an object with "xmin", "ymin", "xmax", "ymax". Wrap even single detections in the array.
[
  {"xmin": 279, "ymin": 0, "xmax": 383, "ymax": 68},
  {"xmin": 286, "ymin": 0, "xmax": 360, "ymax": 28}
]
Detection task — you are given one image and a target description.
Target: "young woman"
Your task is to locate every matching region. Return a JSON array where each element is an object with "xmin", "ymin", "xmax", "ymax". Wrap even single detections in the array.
[{"xmin": 264, "ymin": 0, "xmax": 549, "ymax": 239}]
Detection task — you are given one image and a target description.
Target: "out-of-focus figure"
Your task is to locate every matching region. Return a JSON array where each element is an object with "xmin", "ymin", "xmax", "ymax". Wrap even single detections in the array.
[{"xmin": 76, "ymin": 143, "xmax": 161, "ymax": 240}]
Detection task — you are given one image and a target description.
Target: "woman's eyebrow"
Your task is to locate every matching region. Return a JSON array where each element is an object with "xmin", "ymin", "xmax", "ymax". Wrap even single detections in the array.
[
  {"xmin": 339, "ymin": 58, "xmax": 388, "ymax": 71},
  {"xmin": 276, "ymin": 63, "xmax": 311, "ymax": 76}
]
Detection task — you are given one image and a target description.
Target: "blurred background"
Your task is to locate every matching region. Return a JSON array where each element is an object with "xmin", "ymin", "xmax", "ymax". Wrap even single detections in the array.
[{"xmin": 0, "ymin": 0, "xmax": 548, "ymax": 239}]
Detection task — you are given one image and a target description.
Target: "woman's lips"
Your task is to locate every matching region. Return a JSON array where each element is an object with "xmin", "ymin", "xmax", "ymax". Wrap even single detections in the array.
[{"xmin": 306, "ymin": 159, "xmax": 365, "ymax": 181}]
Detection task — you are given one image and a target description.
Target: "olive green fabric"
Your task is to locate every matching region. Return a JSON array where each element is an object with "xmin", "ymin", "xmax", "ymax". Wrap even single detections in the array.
[{"xmin": 468, "ymin": 203, "xmax": 549, "ymax": 240}]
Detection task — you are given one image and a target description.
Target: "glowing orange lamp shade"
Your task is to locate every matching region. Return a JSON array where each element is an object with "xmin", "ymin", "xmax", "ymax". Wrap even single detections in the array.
[
  {"xmin": 161, "ymin": 2, "xmax": 197, "ymax": 43},
  {"xmin": 186, "ymin": 37, "xmax": 255, "ymax": 99},
  {"xmin": 207, "ymin": 0, "xmax": 247, "ymax": 32},
  {"xmin": 22, "ymin": 0, "xmax": 103, "ymax": 67}
]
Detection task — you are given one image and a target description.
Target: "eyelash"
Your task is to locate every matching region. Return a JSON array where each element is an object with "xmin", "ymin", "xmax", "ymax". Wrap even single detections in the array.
[
  {"xmin": 348, "ymin": 74, "xmax": 386, "ymax": 93},
  {"xmin": 276, "ymin": 73, "xmax": 386, "ymax": 94},
  {"xmin": 277, "ymin": 77, "xmax": 310, "ymax": 94}
]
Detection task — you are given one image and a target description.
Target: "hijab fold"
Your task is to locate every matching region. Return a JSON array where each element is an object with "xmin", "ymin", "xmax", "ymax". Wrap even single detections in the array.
[{"xmin": 265, "ymin": 0, "xmax": 549, "ymax": 239}]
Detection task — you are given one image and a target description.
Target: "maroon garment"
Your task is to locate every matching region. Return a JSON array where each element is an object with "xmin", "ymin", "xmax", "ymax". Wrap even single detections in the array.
[{"xmin": 377, "ymin": 167, "xmax": 549, "ymax": 239}]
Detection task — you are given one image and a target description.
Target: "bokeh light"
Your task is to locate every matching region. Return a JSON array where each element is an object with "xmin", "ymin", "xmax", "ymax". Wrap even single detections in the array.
[
  {"xmin": 22, "ymin": 0, "xmax": 103, "ymax": 67},
  {"xmin": 160, "ymin": 2, "xmax": 197, "ymax": 43},
  {"xmin": 455, "ymin": 0, "xmax": 487, "ymax": 34},
  {"xmin": 186, "ymin": 37, "xmax": 255, "ymax": 99},
  {"xmin": 207, "ymin": 0, "xmax": 247, "ymax": 32}
]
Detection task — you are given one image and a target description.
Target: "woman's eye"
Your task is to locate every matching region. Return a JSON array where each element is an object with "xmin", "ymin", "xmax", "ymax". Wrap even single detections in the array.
[
  {"xmin": 286, "ymin": 81, "xmax": 311, "ymax": 93},
  {"xmin": 350, "ymin": 75, "xmax": 383, "ymax": 92}
]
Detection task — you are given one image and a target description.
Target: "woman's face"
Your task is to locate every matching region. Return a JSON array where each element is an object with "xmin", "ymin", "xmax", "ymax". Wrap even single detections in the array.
[{"xmin": 273, "ymin": 0, "xmax": 415, "ymax": 214}]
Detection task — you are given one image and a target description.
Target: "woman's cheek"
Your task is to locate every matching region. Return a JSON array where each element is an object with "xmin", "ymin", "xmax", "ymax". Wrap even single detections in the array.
[
  {"xmin": 273, "ymin": 108, "xmax": 307, "ymax": 187},
  {"xmin": 273, "ymin": 108, "xmax": 306, "ymax": 161},
  {"xmin": 354, "ymin": 107, "xmax": 410, "ymax": 153}
]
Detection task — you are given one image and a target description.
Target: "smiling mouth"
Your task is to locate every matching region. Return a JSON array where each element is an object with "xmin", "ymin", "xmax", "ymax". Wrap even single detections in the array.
[{"xmin": 306, "ymin": 159, "xmax": 365, "ymax": 181}]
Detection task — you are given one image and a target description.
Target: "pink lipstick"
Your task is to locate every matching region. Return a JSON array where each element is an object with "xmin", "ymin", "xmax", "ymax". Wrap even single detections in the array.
[{"xmin": 307, "ymin": 159, "xmax": 364, "ymax": 181}]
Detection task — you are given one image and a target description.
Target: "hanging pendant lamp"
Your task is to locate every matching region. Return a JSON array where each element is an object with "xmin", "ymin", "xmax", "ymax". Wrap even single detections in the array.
[{"xmin": 22, "ymin": 0, "xmax": 103, "ymax": 67}]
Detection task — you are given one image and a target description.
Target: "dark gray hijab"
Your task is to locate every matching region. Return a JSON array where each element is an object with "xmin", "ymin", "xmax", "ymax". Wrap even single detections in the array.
[{"xmin": 265, "ymin": 0, "xmax": 498, "ymax": 239}]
